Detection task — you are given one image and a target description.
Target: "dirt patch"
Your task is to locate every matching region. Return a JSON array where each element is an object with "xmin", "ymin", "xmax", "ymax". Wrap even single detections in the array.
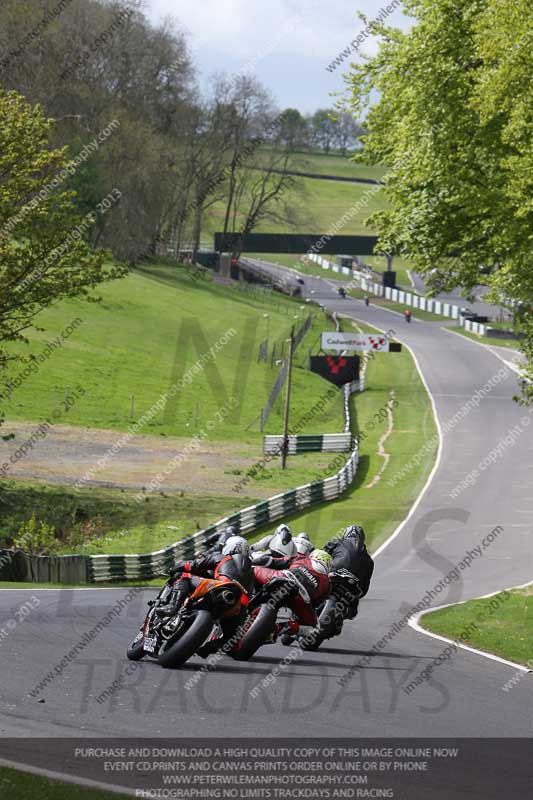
[{"xmin": 0, "ymin": 422, "xmax": 273, "ymax": 497}]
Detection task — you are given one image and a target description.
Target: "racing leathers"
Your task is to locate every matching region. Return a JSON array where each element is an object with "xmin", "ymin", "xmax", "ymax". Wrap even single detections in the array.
[
  {"xmin": 253, "ymin": 554, "xmax": 331, "ymax": 628},
  {"xmin": 323, "ymin": 537, "xmax": 374, "ymax": 618}
]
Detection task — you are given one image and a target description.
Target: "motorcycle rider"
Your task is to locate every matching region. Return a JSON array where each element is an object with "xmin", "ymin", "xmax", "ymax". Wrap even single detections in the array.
[
  {"xmin": 294, "ymin": 532, "xmax": 314, "ymax": 556},
  {"xmin": 253, "ymin": 548, "xmax": 332, "ymax": 637},
  {"xmin": 404, "ymin": 308, "xmax": 412, "ymax": 323},
  {"xmin": 162, "ymin": 535, "xmax": 254, "ymax": 656},
  {"xmin": 204, "ymin": 525, "xmax": 239, "ymax": 554},
  {"xmin": 324, "ymin": 525, "xmax": 374, "ymax": 619},
  {"xmin": 251, "ymin": 523, "xmax": 296, "ymax": 566}
]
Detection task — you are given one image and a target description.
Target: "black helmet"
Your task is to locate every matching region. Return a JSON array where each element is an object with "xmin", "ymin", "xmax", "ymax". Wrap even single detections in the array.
[{"xmin": 343, "ymin": 525, "xmax": 365, "ymax": 543}]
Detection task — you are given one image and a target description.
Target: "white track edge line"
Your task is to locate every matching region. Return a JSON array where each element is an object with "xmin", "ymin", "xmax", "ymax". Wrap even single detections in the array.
[
  {"xmin": 408, "ymin": 580, "xmax": 533, "ymax": 674},
  {"xmin": 339, "ymin": 301, "xmax": 533, "ymax": 676},
  {"xmin": 335, "ymin": 309, "xmax": 444, "ymax": 560},
  {"xmin": 442, "ymin": 326, "xmax": 524, "ymax": 376}
]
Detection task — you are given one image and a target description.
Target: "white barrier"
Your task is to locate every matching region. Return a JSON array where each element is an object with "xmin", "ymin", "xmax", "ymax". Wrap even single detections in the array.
[{"xmin": 307, "ymin": 254, "xmax": 462, "ymax": 320}]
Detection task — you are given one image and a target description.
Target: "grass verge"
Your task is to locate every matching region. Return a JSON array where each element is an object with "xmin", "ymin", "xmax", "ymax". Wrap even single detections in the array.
[
  {"xmin": 0, "ymin": 767, "xmax": 129, "ymax": 799},
  {"xmin": 0, "ymin": 481, "xmax": 258, "ymax": 554},
  {"xmin": 420, "ymin": 584, "xmax": 533, "ymax": 667},
  {"xmin": 451, "ymin": 327, "xmax": 523, "ymax": 351}
]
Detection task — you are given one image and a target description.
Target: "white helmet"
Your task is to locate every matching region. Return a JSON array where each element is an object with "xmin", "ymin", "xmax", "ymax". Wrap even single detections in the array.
[
  {"xmin": 269, "ymin": 524, "xmax": 295, "ymax": 557},
  {"xmin": 222, "ymin": 536, "xmax": 250, "ymax": 557},
  {"xmin": 294, "ymin": 532, "xmax": 313, "ymax": 556}
]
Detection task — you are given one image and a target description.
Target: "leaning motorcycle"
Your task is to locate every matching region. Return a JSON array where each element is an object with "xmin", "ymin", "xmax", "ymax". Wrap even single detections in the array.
[
  {"xmin": 298, "ymin": 569, "xmax": 361, "ymax": 651},
  {"xmin": 127, "ymin": 575, "xmax": 246, "ymax": 668},
  {"xmin": 232, "ymin": 575, "xmax": 300, "ymax": 661}
]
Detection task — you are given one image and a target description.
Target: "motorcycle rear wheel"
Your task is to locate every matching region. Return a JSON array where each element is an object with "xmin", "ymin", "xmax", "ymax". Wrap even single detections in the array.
[
  {"xmin": 233, "ymin": 605, "xmax": 277, "ymax": 661},
  {"xmin": 158, "ymin": 610, "xmax": 213, "ymax": 668},
  {"xmin": 299, "ymin": 628, "xmax": 325, "ymax": 651}
]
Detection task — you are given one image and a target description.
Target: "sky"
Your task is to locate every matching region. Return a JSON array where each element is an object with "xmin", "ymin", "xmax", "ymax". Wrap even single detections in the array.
[{"xmin": 146, "ymin": 0, "xmax": 409, "ymax": 113}]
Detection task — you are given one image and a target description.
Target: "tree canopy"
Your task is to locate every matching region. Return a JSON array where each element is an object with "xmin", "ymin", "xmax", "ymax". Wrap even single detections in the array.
[
  {"xmin": 346, "ymin": 0, "xmax": 533, "ymax": 400},
  {"xmin": 0, "ymin": 90, "xmax": 123, "ymax": 378}
]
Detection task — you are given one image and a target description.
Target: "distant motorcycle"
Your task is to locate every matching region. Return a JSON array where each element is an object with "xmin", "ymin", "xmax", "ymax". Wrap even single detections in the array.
[
  {"xmin": 338, "ymin": 287, "xmax": 346, "ymax": 298},
  {"xmin": 127, "ymin": 575, "xmax": 246, "ymax": 668}
]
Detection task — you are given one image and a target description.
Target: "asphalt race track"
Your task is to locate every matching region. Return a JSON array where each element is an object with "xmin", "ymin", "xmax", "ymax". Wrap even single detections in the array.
[{"xmin": 0, "ymin": 266, "xmax": 531, "ymax": 747}]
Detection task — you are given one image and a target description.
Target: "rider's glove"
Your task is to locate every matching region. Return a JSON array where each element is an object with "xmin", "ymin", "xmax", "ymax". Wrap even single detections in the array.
[{"xmin": 168, "ymin": 560, "xmax": 188, "ymax": 578}]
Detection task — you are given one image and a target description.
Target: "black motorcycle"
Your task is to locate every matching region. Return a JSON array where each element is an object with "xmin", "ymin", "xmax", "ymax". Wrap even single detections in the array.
[
  {"xmin": 297, "ymin": 569, "xmax": 361, "ymax": 651},
  {"xmin": 232, "ymin": 576, "xmax": 300, "ymax": 661},
  {"xmin": 127, "ymin": 575, "xmax": 245, "ymax": 668}
]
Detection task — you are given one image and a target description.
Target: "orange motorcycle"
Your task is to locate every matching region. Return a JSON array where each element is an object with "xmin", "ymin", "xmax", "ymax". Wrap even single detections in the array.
[{"xmin": 127, "ymin": 574, "xmax": 246, "ymax": 668}]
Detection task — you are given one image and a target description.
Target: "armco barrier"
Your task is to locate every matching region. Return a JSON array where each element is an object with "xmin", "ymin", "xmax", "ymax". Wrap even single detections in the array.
[
  {"xmin": 308, "ymin": 254, "xmax": 462, "ymax": 320},
  {"xmin": 460, "ymin": 317, "xmax": 488, "ymax": 336},
  {"xmin": 86, "ymin": 442, "xmax": 359, "ymax": 582},
  {"xmin": 264, "ymin": 433, "xmax": 352, "ymax": 455},
  {"xmin": 0, "ymin": 548, "xmax": 90, "ymax": 583}
]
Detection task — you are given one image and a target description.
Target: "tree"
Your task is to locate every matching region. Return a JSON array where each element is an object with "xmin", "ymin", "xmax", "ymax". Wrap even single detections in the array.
[
  {"xmin": 346, "ymin": 0, "xmax": 533, "ymax": 401},
  {"xmin": 0, "ymin": 91, "xmax": 123, "ymax": 383},
  {"xmin": 222, "ymin": 119, "xmax": 304, "ymax": 257},
  {"xmin": 0, "ymin": 0, "xmax": 196, "ymax": 263},
  {"xmin": 217, "ymin": 75, "xmax": 273, "ymax": 257},
  {"xmin": 311, "ymin": 109, "xmax": 336, "ymax": 153},
  {"xmin": 278, "ymin": 108, "xmax": 309, "ymax": 149},
  {"xmin": 332, "ymin": 112, "xmax": 363, "ymax": 155}
]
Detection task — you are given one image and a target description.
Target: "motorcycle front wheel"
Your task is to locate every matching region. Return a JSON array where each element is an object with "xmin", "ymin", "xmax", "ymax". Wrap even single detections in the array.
[
  {"xmin": 127, "ymin": 636, "xmax": 146, "ymax": 661},
  {"xmin": 158, "ymin": 610, "xmax": 213, "ymax": 668}
]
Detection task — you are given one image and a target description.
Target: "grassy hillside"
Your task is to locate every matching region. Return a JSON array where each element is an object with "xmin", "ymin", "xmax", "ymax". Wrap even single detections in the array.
[
  {"xmin": 0, "ymin": 263, "xmax": 341, "ymax": 441},
  {"xmin": 203, "ymin": 151, "xmax": 388, "ymax": 240},
  {"xmin": 203, "ymin": 149, "xmax": 416, "ymax": 287},
  {"xmin": 290, "ymin": 151, "xmax": 386, "ymax": 182},
  {"xmin": 256, "ymin": 148, "xmax": 386, "ymax": 182},
  {"xmin": 1, "ymin": 314, "xmax": 437, "ymax": 558},
  {"xmin": 0, "ymin": 254, "xmax": 437, "ymax": 563}
]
